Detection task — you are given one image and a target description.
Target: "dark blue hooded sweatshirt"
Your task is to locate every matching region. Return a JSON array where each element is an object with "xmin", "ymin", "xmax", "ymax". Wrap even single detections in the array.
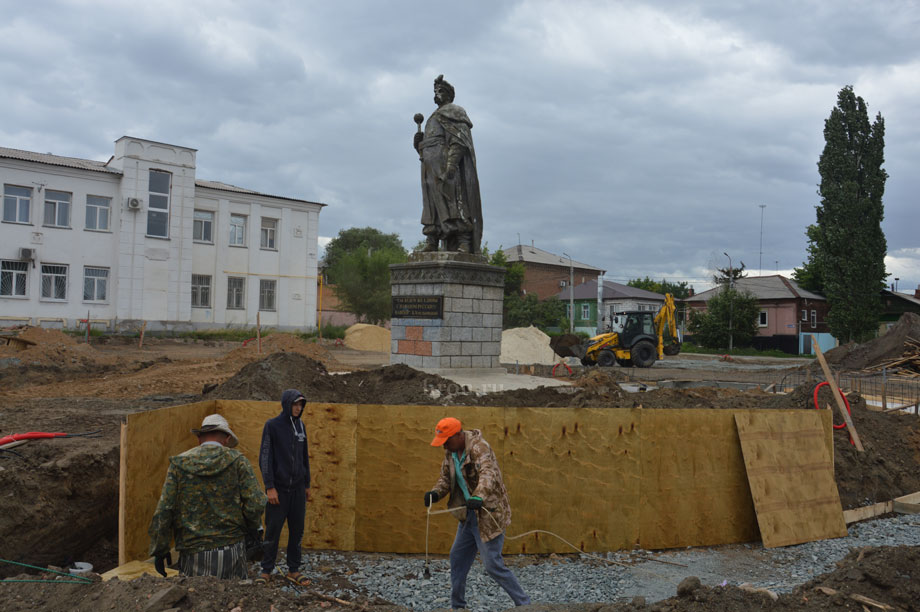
[{"xmin": 259, "ymin": 388, "xmax": 310, "ymax": 492}]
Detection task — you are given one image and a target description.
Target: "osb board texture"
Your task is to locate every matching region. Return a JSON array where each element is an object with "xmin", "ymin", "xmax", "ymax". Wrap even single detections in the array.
[
  {"xmin": 502, "ymin": 408, "xmax": 641, "ymax": 554},
  {"xmin": 638, "ymin": 409, "xmax": 759, "ymax": 550},
  {"xmin": 735, "ymin": 410, "xmax": 846, "ymax": 548},
  {"xmin": 121, "ymin": 400, "xmax": 216, "ymax": 563},
  {"xmin": 354, "ymin": 405, "xmax": 504, "ymax": 553},
  {"xmin": 217, "ymin": 400, "xmax": 358, "ymax": 552}
]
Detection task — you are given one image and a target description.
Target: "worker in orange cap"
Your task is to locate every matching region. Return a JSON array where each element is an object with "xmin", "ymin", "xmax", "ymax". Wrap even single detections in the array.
[{"xmin": 424, "ymin": 417, "xmax": 530, "ymax": 609}]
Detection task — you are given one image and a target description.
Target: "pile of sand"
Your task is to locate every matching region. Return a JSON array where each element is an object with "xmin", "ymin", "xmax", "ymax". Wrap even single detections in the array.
[
  {"xmin": 500, "ymin": 326, "xmax": 559, "ymax": 365},
  {"xmin": 344, "ymin": 324, "xmax": 390, "ymax": 352},
  {"xmin": 221, "ymin": 333, "xmax": 344, "ymax": 370}
]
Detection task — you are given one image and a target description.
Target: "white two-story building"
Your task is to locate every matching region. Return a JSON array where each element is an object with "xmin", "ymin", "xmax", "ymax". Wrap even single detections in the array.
[{"xmin": 1, "ymin": 136, "xmax": 325, "ymax": 332}]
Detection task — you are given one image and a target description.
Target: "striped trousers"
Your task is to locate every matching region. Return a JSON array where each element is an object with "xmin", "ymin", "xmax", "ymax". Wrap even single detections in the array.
[{"xmin": 178, "ymin": 541, "xmax": 248, "ymax": 579}]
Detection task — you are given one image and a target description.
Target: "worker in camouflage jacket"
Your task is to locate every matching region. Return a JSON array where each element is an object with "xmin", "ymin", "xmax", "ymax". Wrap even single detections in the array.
[
  {"xmin": 425, "ymin": 417, "xmax": 530, "ymax": 609},
  {"xmin": 148, "ymin": 414, "xmax": 267, "ymax": 579}
]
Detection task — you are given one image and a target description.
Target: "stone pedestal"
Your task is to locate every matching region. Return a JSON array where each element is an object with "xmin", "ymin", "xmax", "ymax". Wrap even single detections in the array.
[{"xmin": 389, "ymin": 252, "xmax": 504, "ymax": 369}]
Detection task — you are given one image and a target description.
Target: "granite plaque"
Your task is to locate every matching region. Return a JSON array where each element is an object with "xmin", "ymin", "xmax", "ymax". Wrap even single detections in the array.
[{"xmin": 392, "ymin": 295, "xmax": 443, "ymax": 319}]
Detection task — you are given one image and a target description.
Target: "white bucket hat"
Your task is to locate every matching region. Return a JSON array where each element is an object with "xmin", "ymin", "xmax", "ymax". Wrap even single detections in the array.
[{"xmin": 191, "ymin": 414, "xmax": 239, "ymax": 448}]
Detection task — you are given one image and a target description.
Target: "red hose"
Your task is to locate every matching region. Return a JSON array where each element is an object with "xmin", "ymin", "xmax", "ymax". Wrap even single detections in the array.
[
  {"xmin": 0, "ymin": 432, "xmax": 68, "ymax": 446},
  {"xmin": 813, "ymin": 382, "xmax": 850, "ymax": 430}
]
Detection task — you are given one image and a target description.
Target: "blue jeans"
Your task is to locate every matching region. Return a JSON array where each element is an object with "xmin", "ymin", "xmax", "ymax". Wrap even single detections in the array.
[
  {"xmin": 450, "ymin": 509, "xmax": 530, "ymax": 609},
  {"xmin": 261, "ymin": 487, "xmax": 306, "ymax": 574}
]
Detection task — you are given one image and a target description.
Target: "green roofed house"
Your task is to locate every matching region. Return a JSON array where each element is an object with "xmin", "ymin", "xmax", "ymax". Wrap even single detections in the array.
[{"xmin": 557, "ymin": 279, "xmax": 667, "ymax": 336}]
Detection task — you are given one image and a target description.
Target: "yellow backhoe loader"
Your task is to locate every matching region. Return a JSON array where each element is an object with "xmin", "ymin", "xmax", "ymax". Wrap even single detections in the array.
[{"xmin": 550, "ymin": 294, "xmax": 681, "ymax": 368}]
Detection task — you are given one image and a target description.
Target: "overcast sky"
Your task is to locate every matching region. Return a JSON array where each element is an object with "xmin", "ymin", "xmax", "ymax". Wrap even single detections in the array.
[{"xmin": 2, "ymin": 1, "xmax": 917, "ymax": 294}]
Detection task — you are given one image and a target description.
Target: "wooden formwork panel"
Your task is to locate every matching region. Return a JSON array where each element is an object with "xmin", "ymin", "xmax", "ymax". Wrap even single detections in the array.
[
  {"xmin": 502, "ymin": 407, "xmax": 641, "ymax": 554},
  {"xmin": 119, "ymin": 400, "xmax": 216, "ymax": 564},
  {"xmin": 218, "ymin": 400, "xmax": 358, "ymax": 552},
  {"xmin": 734, "ymin": 410, "xmax": 846, "ymax": 548},
  {"xmin": 638, "ymin": 409, "xmax": 759, "ymax": 549},
  {"xmin": 354, "ymin": 405, "xmax": 503, "ymax": 553}
]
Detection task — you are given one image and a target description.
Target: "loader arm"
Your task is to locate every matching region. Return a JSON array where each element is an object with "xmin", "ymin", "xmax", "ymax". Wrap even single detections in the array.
[{"xmin": 653, "ymin": 293, "xmax": 680, "ymax": 358}]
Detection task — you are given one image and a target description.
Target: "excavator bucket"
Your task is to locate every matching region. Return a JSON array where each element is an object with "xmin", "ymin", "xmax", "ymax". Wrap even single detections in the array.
[{"xmin": 550, "ymin": 334, "xmax": 586, "ymax": 359}]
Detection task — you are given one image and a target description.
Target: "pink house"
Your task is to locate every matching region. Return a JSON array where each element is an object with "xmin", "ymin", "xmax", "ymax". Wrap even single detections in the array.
[{"xmin": 683, "ymin": 275, "xmax": 833, "ymax": 354}]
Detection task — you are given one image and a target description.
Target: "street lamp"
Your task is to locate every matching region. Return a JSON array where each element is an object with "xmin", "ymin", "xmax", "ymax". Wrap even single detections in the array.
[
  {"xmin": 562, "ymin": 252, "xmax": 574, "ymax": 334},
  {"xmin": 724, "ymin": 251, "xmax": 733, "ymax": 352},
  {"xmin": 758, "ymin": 204, "xmax": 766, "ymax": 276},
  {"xmin": 895, "ymin": 277, "xmax": 900, "ymax": 292}
]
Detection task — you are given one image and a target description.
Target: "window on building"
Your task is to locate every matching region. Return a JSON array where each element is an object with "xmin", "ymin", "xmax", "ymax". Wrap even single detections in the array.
[
  {"xmin": 1, "ymin": 260, "xmax": 28, "ymax": 296},
  {"xmin": 811, "ymin": 310, "xmax": 817, "ymax": 328},
  {"xmin": 260, "ymin": 217, "xmax": 277, "ymax": 250},
  {"xmin": 581, "ymin": 303, "xmax": 590, "ymax": 320},
  {"xmin": 43, "ymin": 190, "xmax": 71, "ymax": 228},
  {"xmin": 193, "ymin": 210, "xmax": 214, "ymax": 243},
  {"xmin": 40, "ymin": 264, "xmax": 67, "ymax": 300},
  {"xmin": 85, "ymin": 195, "xmax": 111, "ymax": 231},
  {"xmin": 227, "ymin": 276, "xmax": 245, "ymax": 309},
  {"xmin": 191, "ymin": 274, "xmax": 211, "ymax": 307},
  {"xmin": 147, "ymin": 170, "xmax": 171, "ymax": 238},
  {"xmin": 83, "ymin": 267, "xmax": 108, "ymax": 301},
  {"xmin": 3, "ymin": 185, "xmax": 31, "ymax": 224},
  {"xmin": 759, "ymin": 310, "xmax": 768, "ymax": 327},
  {"xmin": 801, "ymin": 309, "xmax": 808, "ymax": 322},
  {"xmin": 229, "ymin": 214, "xmax": 247, "ymax": 246},
  {"xmin": 259, "ymin": 279, "xmax": 277, "ymax": 311}
]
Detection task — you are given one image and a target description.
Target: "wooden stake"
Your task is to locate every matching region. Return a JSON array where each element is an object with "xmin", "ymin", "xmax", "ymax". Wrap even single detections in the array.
[
  {"xmin": 812, "ymin": 335, "xmax": 864, "ymax": 451},
  {"xmin": 257, "ymin": 312, "xmax": 262, "ymax": 354},
  {"xmin": 138, "ymin": 321, "xmax": 147, "ymax": 349}
]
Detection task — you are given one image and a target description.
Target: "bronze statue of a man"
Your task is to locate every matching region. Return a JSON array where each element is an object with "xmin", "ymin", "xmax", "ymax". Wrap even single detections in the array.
[{"xmin": 413, "ymin": 75, "xmax": 482, "ymax": 254}]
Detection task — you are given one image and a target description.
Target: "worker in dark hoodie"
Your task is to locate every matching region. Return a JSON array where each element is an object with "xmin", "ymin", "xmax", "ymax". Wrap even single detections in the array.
[
  {"xmin": 148, "ymin": 414, "xmax": 266, "ymax": 579},
  {"xmin": 257, "ymin": 388, "xmax": 312, "ymax": 586}
]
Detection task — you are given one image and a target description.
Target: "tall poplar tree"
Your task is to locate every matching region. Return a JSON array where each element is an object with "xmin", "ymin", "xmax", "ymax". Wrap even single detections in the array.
[{"xmin": 800, "ymin": 86, "xmax": 887, "ymax": 343}]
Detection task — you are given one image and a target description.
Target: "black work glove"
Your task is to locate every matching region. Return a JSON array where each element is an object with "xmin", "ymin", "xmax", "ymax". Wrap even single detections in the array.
[
  {"xmin": 424, "ymin": 490, "xmax": 439, "ymax": 507},
  {"xmin": 154, "ymin": 552, "xmax": 171, "ymax": 577},
  {"xmin": 466, "ymin": 496, "xmax": 483, "ymax": 510}
]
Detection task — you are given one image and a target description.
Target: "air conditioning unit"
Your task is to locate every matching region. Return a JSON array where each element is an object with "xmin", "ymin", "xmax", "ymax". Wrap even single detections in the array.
[
  {"xmin": 559, "ymin": 280, "xmax": 567, "ymax": 287},
  {"xmin": 126, "ymin": 197, "xmax": 142, "ymax": 210},
  {"xmin": 19, "ymin": 247, "xmax": 34, "ymax": 261}
]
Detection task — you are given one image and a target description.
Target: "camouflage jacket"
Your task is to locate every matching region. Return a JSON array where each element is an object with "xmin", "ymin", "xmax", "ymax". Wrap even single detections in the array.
[
  {"xmin": 431, "ymin": 429, "xmax": 512, "ymax": 542},
  {"xmin": 149, "ymin": 443, "xmax": 267, "ymax": 557}
]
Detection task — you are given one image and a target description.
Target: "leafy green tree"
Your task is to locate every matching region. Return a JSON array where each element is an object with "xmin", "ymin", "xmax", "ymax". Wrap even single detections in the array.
[
  {"xmin": 800, "ymin": 86, "xmax": 888, "ymax": 342},
  {"xmin": 328, "ymin": 246, "xmax": 407, "ymax": 324},
  {"xmin": 323, "ymin": 227, "xmax": 406, "ymax": 284},
  {"xmin": 627, "ymin": 277, "xmax": 693, "ymax": 300},
  {"xmin": 504, "ymin": 294, "xmax": 566, "ymax": 329},
  {"xmin": 686, "ymin": 288, "xmax": 760, "ymax": 349},
  {"xmin": 792, "ymin": 225, "xmax": 825, "ymax": 292}
]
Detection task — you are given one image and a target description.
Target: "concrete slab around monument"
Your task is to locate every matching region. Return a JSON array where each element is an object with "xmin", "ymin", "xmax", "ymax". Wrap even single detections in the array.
[{"xmin": 419, "ymin": 367, "xmax": 572, "ymax": 394}]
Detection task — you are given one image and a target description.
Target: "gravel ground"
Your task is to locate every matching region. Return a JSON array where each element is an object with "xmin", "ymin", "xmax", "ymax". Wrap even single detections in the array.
[{"xmin": 286, "ymin": 514, "xmax": 920, "ymax": 611}]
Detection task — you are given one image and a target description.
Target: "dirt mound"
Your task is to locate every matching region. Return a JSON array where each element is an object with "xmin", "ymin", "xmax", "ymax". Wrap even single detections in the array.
[
  {"xmin": 501, "ymin": 326, "xmax": 559, "ymax": 365},
  {"xmin": 0, "ymin": 325, "xmax": 99, "ymax": 368},
  {"xmin": 823, "ymin": 312, "xmax": 920, "ymax": 372},
  {"xmin": 0, "ymin": 570, "xmax": 398, "ymax": 612},
  {"xmin": 221, "ymin": 333, "xmax": 345, "ymax": 370},
  {"xmin": 345, "ymin": 323, "xmax": 391, "ymax": 352},
  {"xmin": 209, "ymin": 352, "xmax": 459, "ymax": 404}
]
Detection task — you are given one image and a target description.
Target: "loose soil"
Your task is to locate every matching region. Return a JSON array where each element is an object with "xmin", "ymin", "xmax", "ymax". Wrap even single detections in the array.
[{"xmin": 3, "ymin": 325, "xmax": 920, "ymax": 610}]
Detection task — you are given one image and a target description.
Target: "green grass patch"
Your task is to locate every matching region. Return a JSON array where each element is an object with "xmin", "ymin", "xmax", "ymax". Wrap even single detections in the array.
[
  {"xmin": 679, "ymin": 342, "xmax": 812, "ymax": 359},
  {"xmin": 297, "ymin": 324, "xmax": 348, "ymax": 340}
]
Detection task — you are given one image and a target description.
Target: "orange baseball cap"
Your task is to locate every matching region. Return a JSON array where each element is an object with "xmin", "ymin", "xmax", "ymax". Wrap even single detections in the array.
[{"xmin": 431, "ymin": 417, "xmax": 462, "ymax": 446}]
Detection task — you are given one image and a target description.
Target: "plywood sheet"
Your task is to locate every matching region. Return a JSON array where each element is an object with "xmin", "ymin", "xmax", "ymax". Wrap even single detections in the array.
[
  {"xmin": 354, "ymin": 405, "xmax": 503, "ymax": 553},
  {"xmin": 735, "ymin": 410, "xmax": 847, "ymax": 548},
  {"xmin": 502, "ymin": 407, "xmax": 640, "ymax": 553},
  {"xmin": 639, "ymin": 409, "xmax": 758, "ymax": 549},
  {"xmin": 120, "ymin": 400, "xmax": 216, "ymax": 563},
  {"xmin": 218, "ymin": 400, "xmax": 358, "ymax": 551}
]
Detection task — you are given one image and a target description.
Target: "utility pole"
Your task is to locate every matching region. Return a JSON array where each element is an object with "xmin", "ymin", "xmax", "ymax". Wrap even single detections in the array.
[
  {"xmin": 563, "ymin": 252, "xmax": 574, "ymax": 334},
  {"xmin": 724, "ymin": 251, "xmax": 733, "ymax": 352},
  {"xmin": 758, "ymin": 204, "xmax": 766, "ymax": 276}
]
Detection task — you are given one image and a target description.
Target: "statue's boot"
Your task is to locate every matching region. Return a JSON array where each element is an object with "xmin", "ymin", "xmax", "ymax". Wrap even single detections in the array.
[{"xmin": 422, "ymin": 235, "xmax": 439, "ymax": 252}]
